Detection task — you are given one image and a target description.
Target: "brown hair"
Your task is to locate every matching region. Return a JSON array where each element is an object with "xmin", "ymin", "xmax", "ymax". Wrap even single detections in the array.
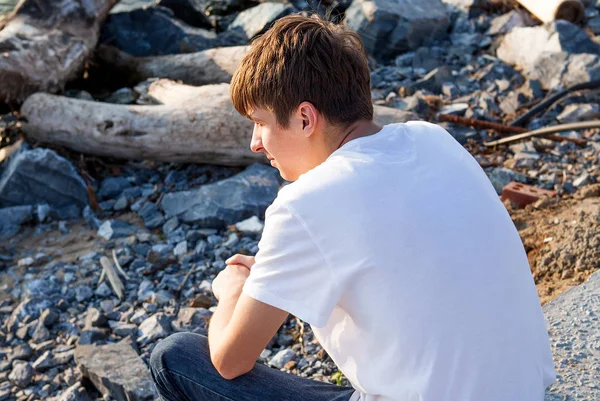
[{"xmin": 230, "ymin": 14, "xmax": 373, "ymax": 129}]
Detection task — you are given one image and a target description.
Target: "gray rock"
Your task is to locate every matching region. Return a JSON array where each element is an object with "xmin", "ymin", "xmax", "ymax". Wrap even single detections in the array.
[
  {"xmin": 109, "ymin": 321, "xmax": 138, "ymax": 337},
  {"xmin": 23, "ymin": 278, "xmax": 61, "ymax": 299},
  {"xmin": 6, "ymin": 296, "xmax": 58, "ymax": 333},
  {"xmin": 32, "ymin": 350, "xmax": 58, "ymax": 371},
  {"xmin": 235, "ymin": 216, "xmax": 264, "ymax": 233},
  {"xmin": 138, "ymin": 202, "xmax": 165, "ymax": 229},
  {"xmin": 98, "ymin": 177, "xmax": 132, "ymax": 201},
  {"xmin": 95, "ymin": 282, "xmax": 112, "ymax": 298},
  {"xmin": 47, "ymin": 382, "xmax": 92, "ymax": 401},
  {"xmin": 83, "ymin": 206, "xmax": 102, "ymax": 230},
  {"xmin": 344, "ymin": 0, "xmax": 449, "ymax": 61},
  {"xmin": 75, "ymin": 286, "xmax": 94, "ymax": 303},
  {"xmin": 137, "ymin": 313, "xmax": 172, "ymax": 345},
  {"xmin": 8, "ymin": 361, "xmax": 33, "ymax": 388},
  {"xmin": 113, "ymin": 196, "xmax": 129, "ymax": 211},
  {"xmin": 556, "ymin": 104, "xmax": 600, "ymax": 123},
  {"xmin": 487, "ymin": 9, "xmax": 533, "ymax": 35},
  {"xmin": 77, "ymin": 329, "xmax": 108, "ymax": 345},
  {"xmin": 31, "ymin": 322, "xmax": 51, "ymax": 342},
  {"xmin": 101, "ymin": 7, "xmax": 244, "ymax": 57},
  {"xmin": 173, "ymin": 241, "xmax": 188, "ymax": 257},
  {"xmin": 85, "ymin": 308, "xmax": 108, "ymax": 328},
  {"xmin": 162, "ymin": 217, "xmax": 179, "ymax": 235},
  {"xmin": 161, "ymin": 164, "xmax": 282, "ymax": 228},
  {"xmin": 0, "ymin": 146, "xmax": 88, "ymax": 209},
  {"xmin": 36, "ymin": 203, "xmax": 52, "ymax": 222},
  {"xmin": 573, "ymin": 172, "xmax": 591, "ymax": 188},
  {"xmin": 75, "ymin": 340, "xmax": 157, "ymax": 401},
  {"xmin": 412, "ymin": 66, "xmax": 454, "ymax": 94},
  {"xmin": 171, "ymin": 307, "xmax": 212, "ymax": 332},
  {"xmin": 533, "ymin": 51, "xmax": 600, "ymax": 90},
  {"xmin": 269, "ymin": 348, "xmax": 296, "ymax": 369},
  {"xmin": 497, "ymin": 20, "xmax": 600, "ymax": 88},
  {"xmin": 488, "ymin": 168, "xmax": 528, "ymax": 195},
  {"xmin": 544, "ymin": 270, "xmax": 600, "ymax": 400},
  {"xmin": 9, "ymin": 344, "xmax": 32, "ymax": 362},
  {"xmin": 105, "ymin": 88, "xmax": 139, "ymax": 105},
  {"xmin": 589, "ymin": 15, "xmax": 600, "ymax": 35},
  {"xmin": 98, "ymin": 220, "xmax": 137, "ymax": 241},
  {"xmin": 228, "ymin": 2, "xmax": 294, "ymax": 39},
  {"xmin": 0, "ymin": 205, "xmax": 33, "ymax": 237}
]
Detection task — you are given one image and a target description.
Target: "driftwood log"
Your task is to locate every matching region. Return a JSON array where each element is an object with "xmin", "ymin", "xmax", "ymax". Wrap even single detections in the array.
[
  {"xmin": 96, "ymin": 45, "xmax": 250, "ymax": 87},
  {"xmin": 21, "ymin": 81, "xmax": 418, "ymax": 166},
  {"xmin": 0, "ymin": 0, "xmax": 119, "ymax": 103}
]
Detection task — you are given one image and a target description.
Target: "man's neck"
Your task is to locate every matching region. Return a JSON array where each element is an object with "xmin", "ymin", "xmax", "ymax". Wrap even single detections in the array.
[{"xmin": 331, "ymin": 120, "xmax": 383, "ymax": 153}]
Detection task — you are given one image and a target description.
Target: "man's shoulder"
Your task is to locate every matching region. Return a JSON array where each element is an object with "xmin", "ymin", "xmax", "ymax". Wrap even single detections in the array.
[{"xmin": 275, "ymin": 158, "xmax": 350, "ymax": 207}]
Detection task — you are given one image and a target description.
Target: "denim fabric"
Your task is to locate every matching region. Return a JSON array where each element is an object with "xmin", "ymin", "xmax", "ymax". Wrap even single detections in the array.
[{"xmin": 150, "ymin": 332, "xmax": 356, "ymax": 401}]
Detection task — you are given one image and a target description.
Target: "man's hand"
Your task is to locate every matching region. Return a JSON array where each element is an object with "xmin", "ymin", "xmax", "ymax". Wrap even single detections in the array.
[
  {"xmin": 211, "ymin": 264, "xmax": 250, "ymax": 302},
  {"xmin": 225, "ymin": 254, "xmax": 255, "ymax": 269}
]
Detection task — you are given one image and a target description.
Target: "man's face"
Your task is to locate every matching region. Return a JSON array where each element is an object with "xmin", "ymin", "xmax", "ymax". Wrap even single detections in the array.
[{"xmin": 249, "ymin": 108, "xmax": 306, "ymax": 181}]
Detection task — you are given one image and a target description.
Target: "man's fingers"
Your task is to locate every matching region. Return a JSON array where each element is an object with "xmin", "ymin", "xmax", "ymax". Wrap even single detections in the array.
[{"xmin": 226, "ymin": 254, "xmax": 255, "ymax": 268}]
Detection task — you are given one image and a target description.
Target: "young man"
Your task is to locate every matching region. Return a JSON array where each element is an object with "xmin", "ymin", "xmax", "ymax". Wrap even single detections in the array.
[{"xmin": 150, "ymin": 14, "xmax": 556, "ymax": 401}]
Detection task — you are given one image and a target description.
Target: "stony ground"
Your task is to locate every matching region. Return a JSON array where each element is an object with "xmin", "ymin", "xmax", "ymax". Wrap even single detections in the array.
[{"xmin": 2, "ymin": 0, "xmax": 600, "ymax": 400}]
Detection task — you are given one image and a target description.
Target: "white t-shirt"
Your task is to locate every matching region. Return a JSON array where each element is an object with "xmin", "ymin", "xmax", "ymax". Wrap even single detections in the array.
[{"xmin": 243, "ymin": 122, "xmax": 556, "ymax": 401}]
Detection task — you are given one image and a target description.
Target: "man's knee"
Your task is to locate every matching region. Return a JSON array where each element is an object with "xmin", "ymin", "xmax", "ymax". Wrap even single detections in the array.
[{"xmin": 150, "ymin": 332, "xmax": 209, "ymax": 374}]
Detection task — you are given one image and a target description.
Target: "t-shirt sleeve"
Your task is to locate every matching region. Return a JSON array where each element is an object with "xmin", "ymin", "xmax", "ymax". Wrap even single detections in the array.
[{"xmin": 242, "ymin": 200, "xmax": 341, "ymax": 328}]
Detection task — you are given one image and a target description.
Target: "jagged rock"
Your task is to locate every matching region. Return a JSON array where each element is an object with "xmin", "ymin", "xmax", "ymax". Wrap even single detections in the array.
[
  {"xmin": 488, "ymin": 9, "xmax": 534, "ymax": 35},
  {"xmin": 137, "ymin": 313, "xmax": 172, "ymax": 345},
  {"xmin": 488, "ymin": 168, "xmax": 528, "ymax": 195},
  {"xmin": 40, "ymin": 308, "xmax": 59, "ymax": 327},
  {"xmin": 0, "ymin": 206, "xmax": 33, "ymax": 237},
  {"xmin": 109, "ymin": 321, "xmax": 138, "ymax": 337},
  {"xmin": 32, "ymin": 349, "xmax": 74, "ymax": 371},
  {"xmin": 98, "ymin": 177, "xmax": 132, "ymax": 201},
  {"xmin": 78, "ymin": 329, "xmax": 108, "ymax": 345},
  {"xmin": 269, "ymin": 348, "xmax": 296, "ymax": 369},
  {"xmin": 138, "ymin": 202, "xmax": 165, "ymax": 229},
  {"xmin": 75, "ymin": 340, "xmax": 157, "ymax": 401},
  {"xmin": 47, "ymin": 382, "xmax": 92, "ymax": 401},
  {"xmin": 0, "ymin": 146, "xmax": 88, "ymax": 210},
  {"xmin": 344, "ymin": 0, "xmax": 449, "ymax": 61},
  {"xmin": 235, "ymin": 215, "xmax": 264, "ymax": 233},
  {"xmin": 161, "ymin": 164, "xmax": 282, "ymax": 227},
  {"xmin": 557, "ymin": 104, "xmax": 600, "ymax": 122},
  {"xmin": 533, "ymin": 52, "xmax": 600, "ymax": 91},
  {"xmin": 101, "ymin": 7, "xmax": 245, "ymax": 57},
  {"xmin": 497, "ymin": 20, "xmax": 600, "ymax": 89},
  {"xmin": 8, "ymin": 361, "xmax": 33, "ymax": 388},
  {"xmin": 228, "ymin": 2, "xmax": 294, "ymax": 39},
  {"xmin": 171, "ymin": 307, "xmax": 212, "ymax": 332},
  {"xmin": 6, "ymin": 296, "xmax": 58, "ymax": 333},
  {"xmin": 98, "ymin": 220, "xmax": 137, "ymax": 240}
]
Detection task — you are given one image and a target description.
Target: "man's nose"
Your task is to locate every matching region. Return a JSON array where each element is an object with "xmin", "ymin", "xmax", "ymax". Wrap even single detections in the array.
[{"xmin": 250, "ymin": 126, "xmax": 263, "ymax": 153}]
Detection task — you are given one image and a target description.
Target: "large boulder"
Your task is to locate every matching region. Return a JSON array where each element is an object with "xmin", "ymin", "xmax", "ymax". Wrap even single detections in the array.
[
  {"xmin": 228, "ymin": 2, "xmax": 295, "ymax": 40},
  {"xmin": 101, "ymin": 6, "xmax": 245, "ymax": 57},
  {"xmin": 0, "ymin": 145, "xmax": 88, "ymax": 210},
  {"xmin": 75, "ymin": 339, "xmax": 157, "ymax": 401},
  {"xmin": 533, "ymin": 52, "xmax": 600, "ymax": 90},
  {"xmin": 344, "ymin": 0, "xmax": 449, "ymax": 61},
  {"xmin": 497, "ymin": 20, "xmax": 600, "ymax": 89},
  {"xmin": 161, "ymin": 163, "xmax": 282, "ymax": 228}
]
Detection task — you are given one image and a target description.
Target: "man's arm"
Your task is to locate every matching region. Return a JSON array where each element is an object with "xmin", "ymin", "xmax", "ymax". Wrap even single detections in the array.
[{"xmin": 208, "ymin": 264, "xmax": 289, "ymax": 380}]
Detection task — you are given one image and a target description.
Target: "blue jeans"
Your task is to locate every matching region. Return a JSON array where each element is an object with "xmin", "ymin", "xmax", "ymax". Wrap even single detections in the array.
[{"xmin": 150, "ymin": 332, "xmax": 356, "ymax": 401}]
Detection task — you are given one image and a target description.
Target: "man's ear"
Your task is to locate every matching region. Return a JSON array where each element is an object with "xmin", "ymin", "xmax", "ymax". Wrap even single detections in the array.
[{"xmin": 297, "ymin": 102, "xmax": 318, "ymax": 137}]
